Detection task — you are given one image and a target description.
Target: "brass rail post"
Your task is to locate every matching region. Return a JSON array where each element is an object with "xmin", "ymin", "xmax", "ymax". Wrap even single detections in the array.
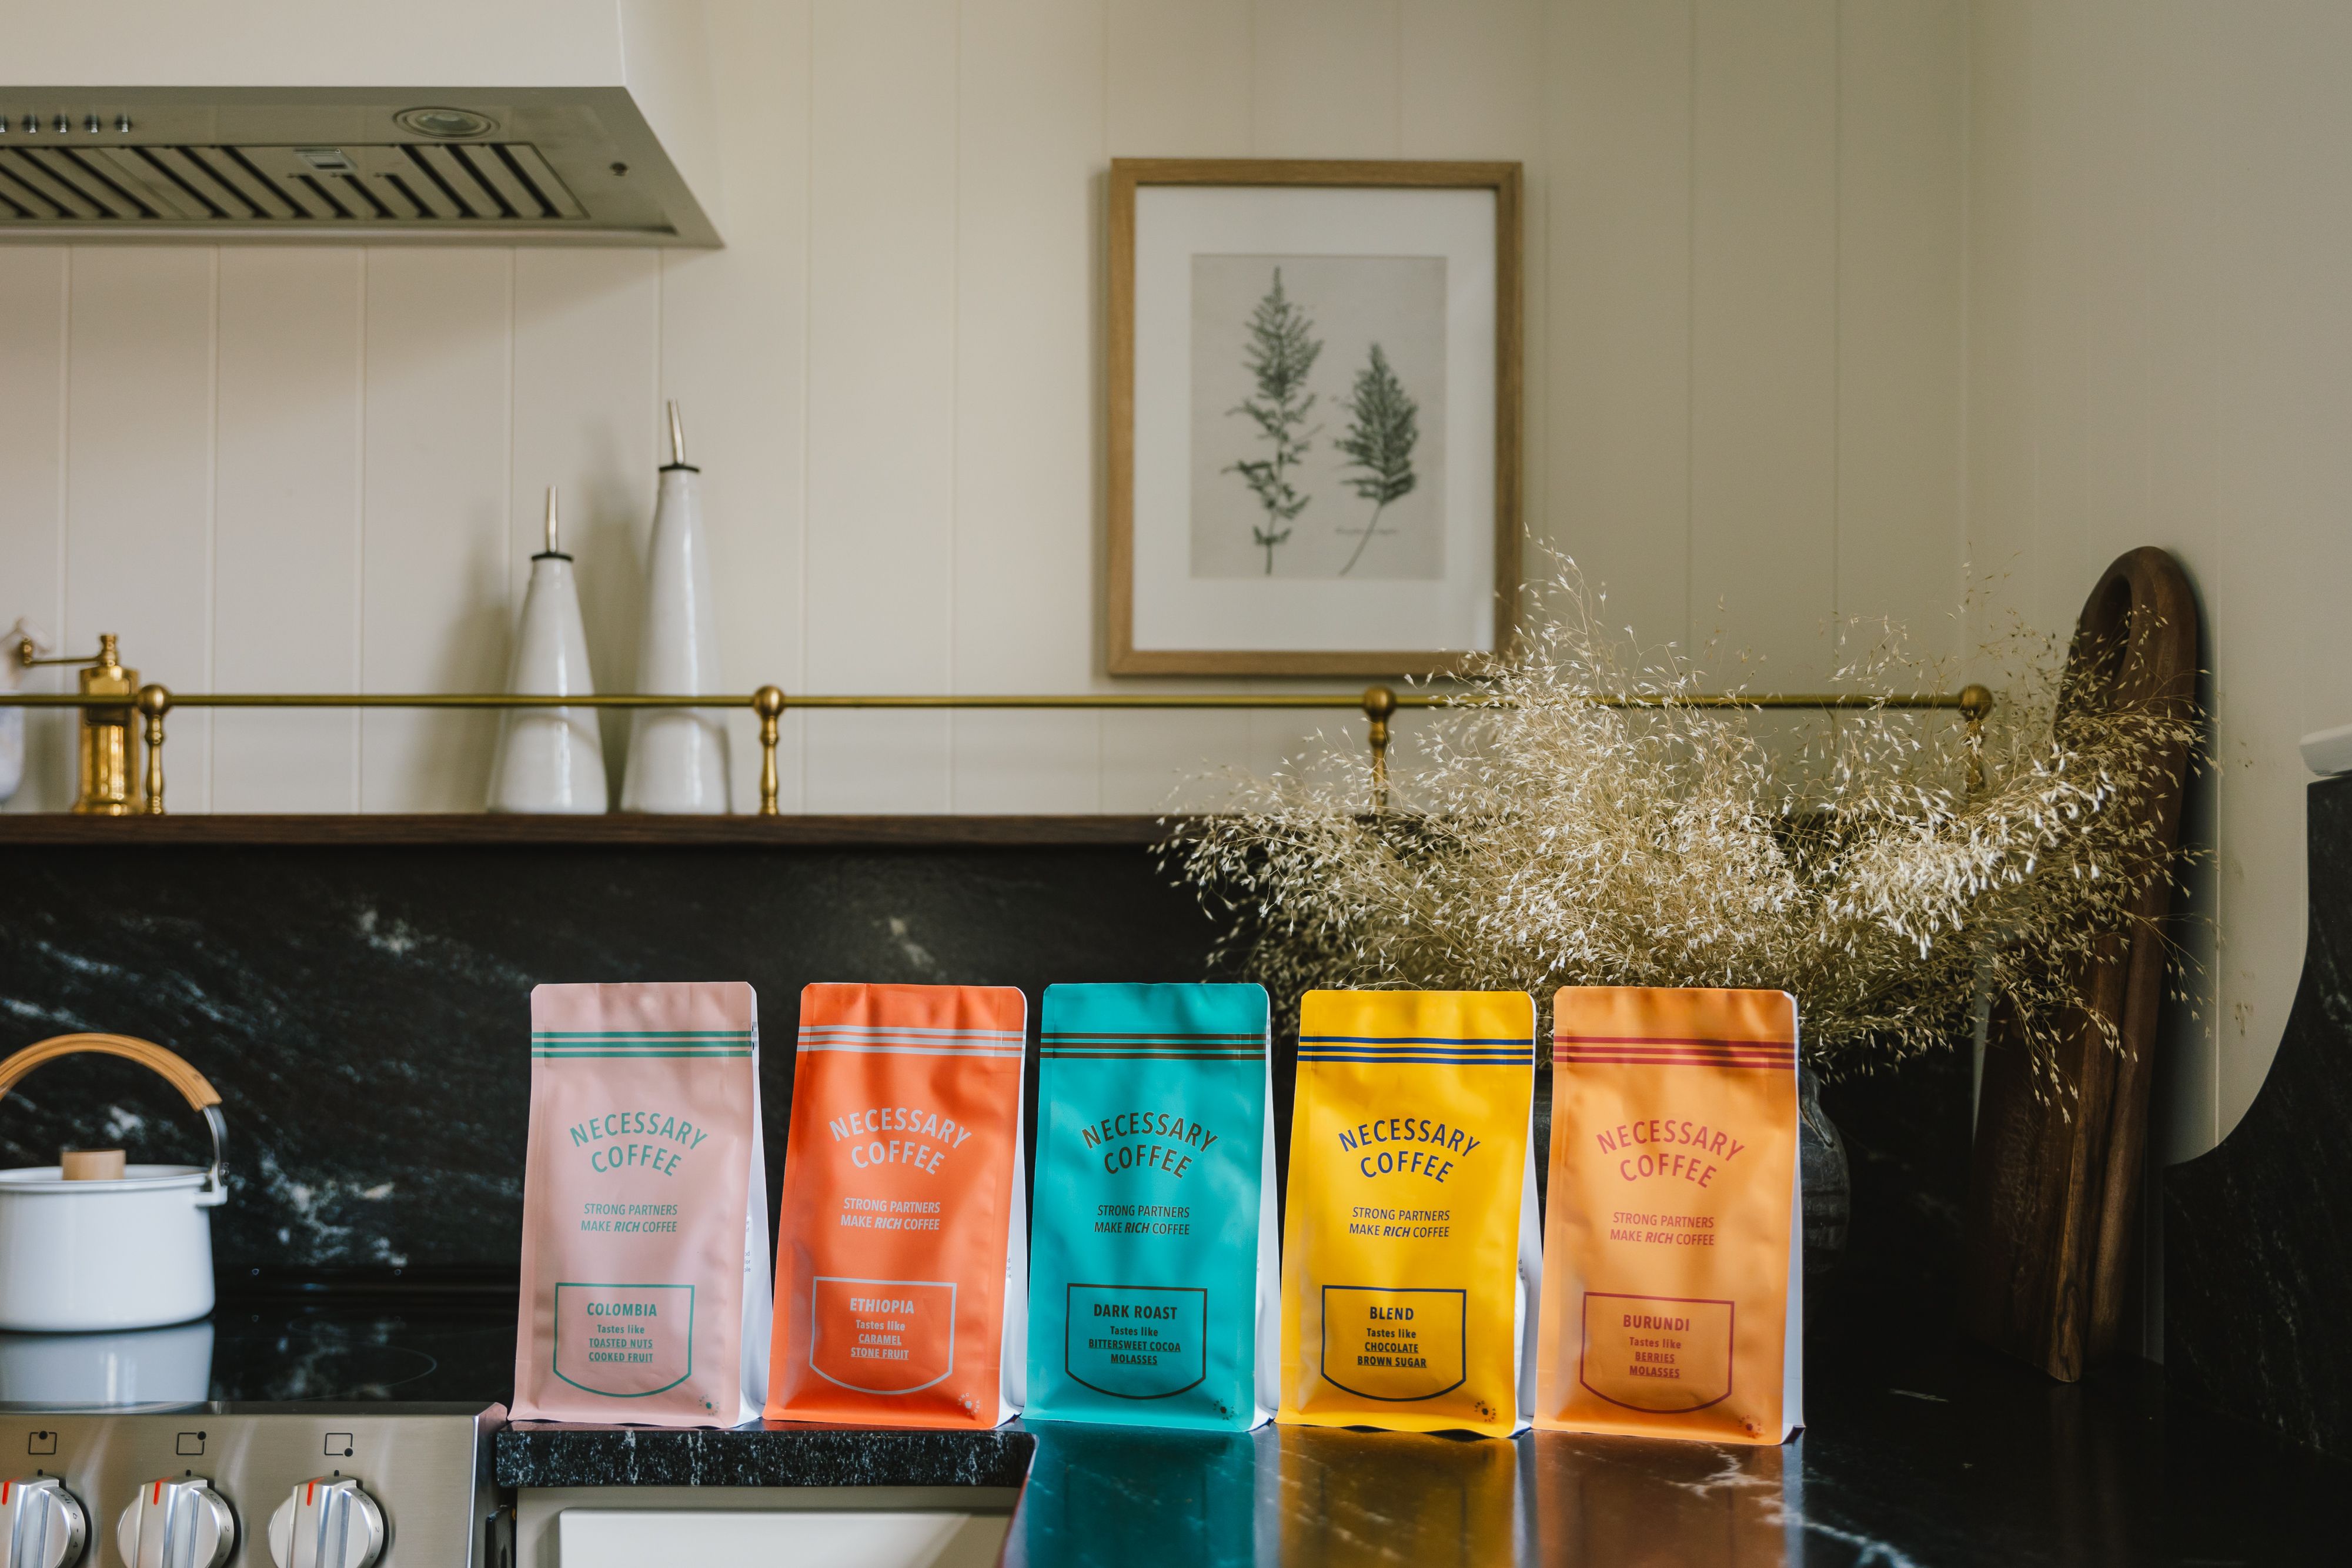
[
  {"xmin": 1960, "ymin": 683, "xmax": 1994, "ymax": 795},
  {"xmin": 753, "ymin": 686, "xmax": 787, "ymax": 817},
  {"xmin": 1361, "ymin": 685, "xmax": 1398, "ymax": 813},
  {"xmin": 137, "ymin": 685, "xmax": 171, "ymax": 815}
]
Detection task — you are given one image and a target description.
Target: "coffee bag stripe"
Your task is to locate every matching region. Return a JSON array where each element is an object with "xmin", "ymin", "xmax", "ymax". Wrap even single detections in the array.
[
  {"xmin": 1299, "ymin": 1034, "xmax": 1531, "ymax": 1045},
  {"xmin": 801, "ymin": 1024, "xmax": 1024, "ymax": 1039},
  {"xmin": 1298, "ymin": 1048, "xmax": 1533, "ymax": 1065},
  {"xmin": 795, "ymin": 1048, "xmax": 1025, "ymax": 1062},
  {"xmin": 1553, "ymin": 1033, "xmax": 1796, "ymax": 1070},
  {"xmin": 1041, "ymin": 1032, "xmax": 1263, "ymax": 1042},
  {"xmin": 1553, "ymin": 1034, "xmax": 1796, "ymax": 1049},
  {"xmin": 1554, "ymin": 1055, "xmax": 1790, "ymax": 1069},
  {"xmin": 1040, "ymin": 1051, "xmax": 1263, "ymax": 1061},
  {"xmin": 532, "ymin": 1049, "xmax": 756, "ymax": 1058},
  {"xmin": 533, "ymin": 1029, "xmax": 756, "ymax": 1041},
  {"xmin": 1041, "ymin": 1034, "xmax": 1262, "ymax": 1058}
]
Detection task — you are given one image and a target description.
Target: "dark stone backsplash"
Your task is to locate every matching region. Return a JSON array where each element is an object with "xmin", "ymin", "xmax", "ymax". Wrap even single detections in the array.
[{"xmin": 0, "ymin": 839, "xmax": 1220, "ymax": 1276}]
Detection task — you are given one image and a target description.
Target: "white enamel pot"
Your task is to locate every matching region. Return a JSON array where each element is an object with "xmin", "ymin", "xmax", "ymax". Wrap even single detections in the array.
[{"xmin": 0, "ymin": 1034, "xmax": 228, "ymax": 1333}]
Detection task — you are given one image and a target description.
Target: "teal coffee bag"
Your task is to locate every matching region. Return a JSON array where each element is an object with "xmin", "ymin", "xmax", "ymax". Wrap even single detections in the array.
[{"xmin": 1026, "ymin": 983, "xmax": 1277, "ymax": 1430}]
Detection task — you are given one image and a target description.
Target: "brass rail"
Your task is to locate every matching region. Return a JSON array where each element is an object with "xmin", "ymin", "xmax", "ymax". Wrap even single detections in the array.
[{"xmin": 0, "ymin": 682, "xmax": 1994, "ymax": 817}]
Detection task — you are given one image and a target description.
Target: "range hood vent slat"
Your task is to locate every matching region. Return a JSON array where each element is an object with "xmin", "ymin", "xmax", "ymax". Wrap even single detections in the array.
[
  {"xmin": 92, "ymin": 147, "xmax": 212, "ymax": 220},
  {"xmin": 51, "ymin": 147, "xmax": 157, "ymax": 218},
  {"xmin": 172, "ymin": 147, "xmax": 280, "ymax": 218},
  {"xmin": 212, "ymin": 146, "xmax": 307, "ymax": 218},
  {"xmin": 135, "ymin": 147, "xmax": 242, "ymax": 219},
  {"xmin": 446, "ymin": 143, "xmax": 524, "ymax": 218},
  {"xmin": 366, "ymin": 149, "xmax": 462, "ymax": 218},
  {"xmin": 0, "ymin": 170, "xmax": 42, "ymax": 220},
  {"xmin": 2, "ymin": 149, "xmax": 109, "ymax": 219},
  {"xmin": 400, "ymin": 145, "xmax": 482, "ymax": 217},
  {"xmin": 402, "ymin": 145, "xmax": 486, "ymax": 219},
  {"xmin": 0, "ymin": 162, "xmax": 62, "ymax": 219}
]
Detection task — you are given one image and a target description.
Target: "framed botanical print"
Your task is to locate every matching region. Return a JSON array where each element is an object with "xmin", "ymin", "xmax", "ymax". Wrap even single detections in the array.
[{"xmin": 1108, "ymin": 158, "xmax": 1521, "ymax": 676}]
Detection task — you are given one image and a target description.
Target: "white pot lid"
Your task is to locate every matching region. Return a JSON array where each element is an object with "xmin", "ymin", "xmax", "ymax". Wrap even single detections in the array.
[{"xmin": 0, "ymin": 1164, "xmax": 211, "ymax": 1193}]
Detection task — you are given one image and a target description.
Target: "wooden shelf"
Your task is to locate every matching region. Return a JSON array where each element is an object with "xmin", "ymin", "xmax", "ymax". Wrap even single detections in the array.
[{"xmin": 0, "ymin": 813, "xmax": 1173, "ymax": 848}]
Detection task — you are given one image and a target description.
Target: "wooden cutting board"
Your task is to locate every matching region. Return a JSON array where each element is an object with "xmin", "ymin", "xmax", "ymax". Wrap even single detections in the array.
[{"xmin": 1961, "ymin": 546, "xmax": 2199, "ymax": 1380}]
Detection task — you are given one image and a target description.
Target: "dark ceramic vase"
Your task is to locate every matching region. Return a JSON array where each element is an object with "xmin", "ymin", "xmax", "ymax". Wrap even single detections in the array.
[{"xmin": 1798, "ymin": 1063, "xmax": 1850, "ymax": 1323}]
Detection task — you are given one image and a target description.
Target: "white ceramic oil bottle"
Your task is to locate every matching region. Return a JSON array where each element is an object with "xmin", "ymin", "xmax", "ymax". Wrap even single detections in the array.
[
  {"xmin": 489, "ymin": 487, "xmax": 607, "ymax": 813},
  {"xmin": 620, "ymin": 402, "xmax": 730, "ymax": 813}
]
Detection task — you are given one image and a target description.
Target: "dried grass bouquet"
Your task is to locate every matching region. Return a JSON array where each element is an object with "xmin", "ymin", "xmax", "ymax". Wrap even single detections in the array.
[{"xmin": 1162, "ymin": 568, "xmax": 2199, "ymax": 1085}]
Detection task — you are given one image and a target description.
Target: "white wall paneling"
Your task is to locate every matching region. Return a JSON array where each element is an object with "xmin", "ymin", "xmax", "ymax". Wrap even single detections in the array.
[
  {"xmin": 1542, "ymin": 0, "xmax": 1692, "ymax": 662},
  {"xmin": 802, "ymin": 0, "xmax": 958, "ymax": 813},
  {"xmin": 1966, "ymin": 0, "xmax": 2352, "ymax": 1172},
  {"xmin": 0, "ymin": 4, "xmax": 1965, "ymax": 884},
  {"xmin": 951, "ymin": 0, "xmax": 1106, "ymax": 813},
  {"xmin": 359, "ymin": 249, "xmax": 512, "ymax": 813},
  {"xmin": 0, "ymin": 248, "xmax": 69, "ymax": 813},
  {"xmin": 213, "ymin": 249, "xmax": 363, "ymax": 812},
  {"xmin": 1836, "ymin": 0, "xmax": 1966, "ymax": 668},
  {"xmin": 1689, "ymin": 0, "xmax": 1840, "ymax": 691},
  {"xmin": 1251, "ymin": 0, "xmax": 1404, "ymax": 159}
]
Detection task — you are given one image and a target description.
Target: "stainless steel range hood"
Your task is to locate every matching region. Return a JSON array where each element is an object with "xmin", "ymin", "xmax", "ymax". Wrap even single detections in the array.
[{"xmin": 0, "ymin": 1, "xmax": 723, "ymax": 246}]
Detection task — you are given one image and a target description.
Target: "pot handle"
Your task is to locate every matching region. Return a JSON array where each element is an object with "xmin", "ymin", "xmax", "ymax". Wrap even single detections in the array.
[{"xmin": 0, "ymin": 1032, "xmax": 228, "ymax": 1205}]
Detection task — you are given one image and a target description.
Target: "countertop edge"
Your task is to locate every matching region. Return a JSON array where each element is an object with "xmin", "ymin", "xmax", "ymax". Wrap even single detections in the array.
[{"xmin": 493, "ymin": 1423, "xmax": 1038, "ymax": 1490}]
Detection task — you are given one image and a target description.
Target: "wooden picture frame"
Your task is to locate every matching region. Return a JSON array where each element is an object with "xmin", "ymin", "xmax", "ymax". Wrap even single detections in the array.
[{"xmin": 1108, "ymin": 158, "xmax": 1521, "ymax": 677}]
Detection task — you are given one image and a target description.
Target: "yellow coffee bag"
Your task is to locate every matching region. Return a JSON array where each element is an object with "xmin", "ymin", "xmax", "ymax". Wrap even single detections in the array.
[
  {"xmin": 1279, "ymin": 989, "xmax": 1539, "ymax": 1438},
  {"xmin": 1536, "ymin": 986, "xmax": 1803, "ymax": 1445}
]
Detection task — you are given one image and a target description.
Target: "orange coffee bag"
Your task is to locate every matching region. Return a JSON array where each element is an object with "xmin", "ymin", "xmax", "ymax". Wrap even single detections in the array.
[
  {"xmin": 767, "ymin": 982, "xmax": 1028, "ymax": 1428},
  {"xmin": 1536, "ymin": 987, "xmax": 1802, "ymax": 1444}
]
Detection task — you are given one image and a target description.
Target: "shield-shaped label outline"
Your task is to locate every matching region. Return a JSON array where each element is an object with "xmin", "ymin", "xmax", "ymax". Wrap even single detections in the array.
[
  {"xmin": 1578, "ymin": 1290, "xmax": 1735, "ymax": 1413},
  {"xmin": 1318, "ymin": 1284, "xmax": 1468, "ymax": 1402},
  {"xmin": 552, "ymin": 1281, "xmax": 697, "ymax": 1398},
  {"xmin": 1064, "ymin": 1283, "xmax": 1210, "ymax": 1400},
  {"xmin": 810, "ymin": 1275, "xmax": 958, "ymax": 1396}
]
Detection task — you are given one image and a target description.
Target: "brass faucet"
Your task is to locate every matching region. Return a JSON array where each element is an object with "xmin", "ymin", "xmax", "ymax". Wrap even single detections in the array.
[{"xmin": 16, "ymin": 632, "xmax": 142, "ymax": 815}]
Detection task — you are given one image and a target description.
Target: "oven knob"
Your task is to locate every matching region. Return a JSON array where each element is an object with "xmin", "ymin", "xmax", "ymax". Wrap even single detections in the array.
[
  {"xmin": 0, "ymin": 1476, "xmax": 89, "ymax": 1568},
  {"xmin": 115, "ymin": 1477, "xmax": 235, "ymax": 1568},
  {"xmin": 267, "ymin": 1478, "xmax": 385, "ymax": 1568}
]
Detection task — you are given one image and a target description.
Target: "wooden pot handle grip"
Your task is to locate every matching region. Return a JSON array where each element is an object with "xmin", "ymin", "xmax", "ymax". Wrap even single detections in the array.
[{"xmin": 0, "ymin": 1032, "xmax": 222, "ymax": 1114}]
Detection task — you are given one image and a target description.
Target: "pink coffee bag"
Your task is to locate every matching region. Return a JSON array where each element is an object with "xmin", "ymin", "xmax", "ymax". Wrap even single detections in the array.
[{"xmin": 513, "ymin": 982, "xmax": 773, "ymax": 1426}]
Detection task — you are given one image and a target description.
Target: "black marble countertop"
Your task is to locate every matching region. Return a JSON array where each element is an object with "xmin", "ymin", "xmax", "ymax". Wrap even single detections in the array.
[
  {"xmin": 0, "ymin": 1261, "xmax": 2331, "ymax": 1560},
  {"xmin": 492, "ymin": 1332, "xmax": 2348, "ymax": 1566}
]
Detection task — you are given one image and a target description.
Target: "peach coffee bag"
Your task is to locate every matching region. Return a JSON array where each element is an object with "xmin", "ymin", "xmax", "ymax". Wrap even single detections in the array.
[
  {"xmin": 767, "ymin": 982, "xmax": 1028, "ymax": 1428},
  {"xmin": 513, "ymin": 982, "xmax": 773, "ymax": 1426},
  {"xmin": 1536, "ymin": 986, "xmax": 1803, "ymax": 1444}
]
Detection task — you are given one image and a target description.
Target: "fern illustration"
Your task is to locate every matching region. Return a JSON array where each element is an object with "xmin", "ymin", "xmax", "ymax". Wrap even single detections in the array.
[
  {"xmin": 1225, "ymin": 268, "xmax": 1322, "ymax": 574},
  {"xmin": 1335, "ymin": 343, "xmax": 1419, "ymax": 577}
]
